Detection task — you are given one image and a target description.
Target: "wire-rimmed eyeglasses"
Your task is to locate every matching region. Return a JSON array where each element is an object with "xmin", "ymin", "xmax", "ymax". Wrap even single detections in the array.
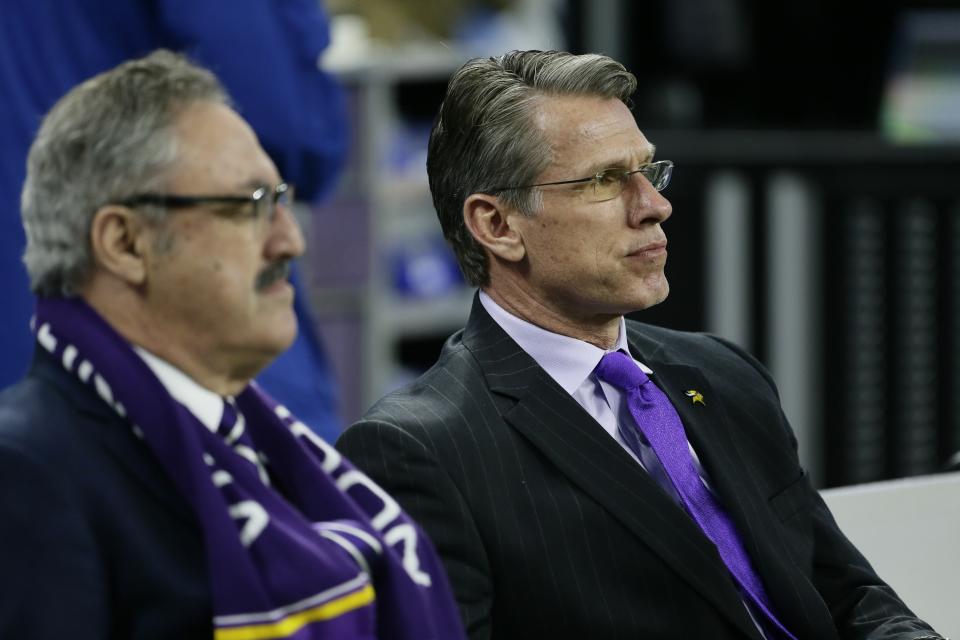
[
  {"xmin": 117, "ymin": 182, "xmax": 294, "ymax": 221},
  {"xmin": 491, "ymin": 160, "xmax": 673, "ymax": 203}
]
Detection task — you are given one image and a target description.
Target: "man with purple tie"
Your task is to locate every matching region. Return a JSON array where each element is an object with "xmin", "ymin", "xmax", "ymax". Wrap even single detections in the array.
[{"xmin": 337, "ymin": 50, "xmax": 944, "ymax": 640}]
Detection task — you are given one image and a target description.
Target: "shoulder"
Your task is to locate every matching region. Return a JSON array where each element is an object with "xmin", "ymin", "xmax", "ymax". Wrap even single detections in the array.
[
  {"xmin": 625, "ymin": 319, "xmax": 738, "ymax": 357},
  {"xmin": 0, "ymin": 348, "xmax": 198, "ymax": 538},
  {"xmin": 340, "ymin": 334, "xmax": 497, "ymax": 451},
  {"xmin": 0, "ymin": 363, "xmax": 105, "ymax": 529},
  {"xmin": 0, "ymin": 362, "xmax": 85, "ymax": 454},
  {"xmin": 373, "ymin": 334, "xmax": 487, "ymax": 417},
  {"xmin": 0, "ymin": 351, "xmax": 133, "ymax": 496},
  {"xmin": 625, "ymin": 320, "xmax": 797, "ymax": 454},
  {"xmin": 0, "ymin": 356, "xmax": 210, "ymax": 638},
  {"xmin": 625, "ymin": 319, "xmax": 778, "ymax": 392}
]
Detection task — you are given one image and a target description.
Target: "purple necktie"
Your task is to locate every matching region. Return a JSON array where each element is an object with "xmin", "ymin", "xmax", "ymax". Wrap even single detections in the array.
[
  {"xmin": 596, "ymin": 351, "xmax": 796, "ymax": 640},
  {"xmin": 219, "ymin": 397, "xmax": 270, "ymax": 485}
]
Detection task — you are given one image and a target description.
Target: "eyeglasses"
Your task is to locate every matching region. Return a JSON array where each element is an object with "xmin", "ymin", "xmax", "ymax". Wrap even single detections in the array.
[
  {"xmin": 117, "ymin": 182, "xmax": 294, "ymax": 221},
  {"xmin": 492, "ymin": 160, "xmax": 673, "ymax": 203}
]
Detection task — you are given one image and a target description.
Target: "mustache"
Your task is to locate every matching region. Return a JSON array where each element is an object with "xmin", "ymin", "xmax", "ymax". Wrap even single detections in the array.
[{"xmin": 255, "ymin": 260, "xmax": 292, "ymax": 291}]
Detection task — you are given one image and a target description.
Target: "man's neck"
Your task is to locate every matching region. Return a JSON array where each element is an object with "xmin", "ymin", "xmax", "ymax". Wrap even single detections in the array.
[
  {"xmin": 132, "ymin": 338, "xmax": 252, "ymax": 396},
  {"xmin": 481, "ymin": 283, "xmax": 621, "ymax": 351}
]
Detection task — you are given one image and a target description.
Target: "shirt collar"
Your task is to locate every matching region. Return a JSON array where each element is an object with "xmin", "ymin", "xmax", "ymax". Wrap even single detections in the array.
[
  {"xmin": 479, "ymin": 290, "xmax": 652, "ymax": 394},
  {"xmin": 134, "ymin": 346, "xmax": 224, "ymax": 433}
]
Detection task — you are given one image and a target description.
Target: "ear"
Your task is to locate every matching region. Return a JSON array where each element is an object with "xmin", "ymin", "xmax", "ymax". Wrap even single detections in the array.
[
  {"xmin": 463, "ymin": 193, "xmax": 526, "ymax": 263},
  {"xmin": 88, "ymin": 205, "xmax": 152, "ymax": 286}
]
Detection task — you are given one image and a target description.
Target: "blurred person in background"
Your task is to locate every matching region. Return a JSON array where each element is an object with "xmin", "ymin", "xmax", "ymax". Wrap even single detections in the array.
[
  {"xmin": 0, "ymin": 0, "xmax": 347, "ymax": 439},
  {"xmin": 337, "ymin": 49, "xmax": 945, "ymax": 640},
  {"xmin": 0, "ymin": 50, "xmax": 464, "ymax": 640}
]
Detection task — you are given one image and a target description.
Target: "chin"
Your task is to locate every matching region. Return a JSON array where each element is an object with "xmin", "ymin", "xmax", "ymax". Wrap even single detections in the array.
[
  {"xmin": 651, "ymin": 280, "xmax": 670, "ymax": 306},
  {"xmin": 247, "ymin": 333, "xmax": 298, "ymax": 376},
  {"xmin": 631, "ymin": 276, "xmax": 670, "ymax": 312},
  {"xmin": 275, "ymin": 321, "xmax": 299, "ymax": 353},
  {"xmin": 262, "ymin": 311, "xmax": 299, "ymax": 354}
]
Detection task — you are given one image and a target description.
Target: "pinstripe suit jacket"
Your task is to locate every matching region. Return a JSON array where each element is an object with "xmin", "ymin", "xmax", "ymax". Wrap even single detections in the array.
[{"xmin": 337, "ymin": 296, "xmax": 937, "ymax": 640}]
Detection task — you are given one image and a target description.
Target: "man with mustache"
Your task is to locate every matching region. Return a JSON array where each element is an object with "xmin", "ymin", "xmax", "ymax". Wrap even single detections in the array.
[
  {"xmin": 337, "ymin": 50, "xmax": 944, "ymax": 640},
  {"xmin": 0, "ymin": 0, "xmax": 348, "ymax": 444},
  {"xmin": 0, "ymin": 51, "xmax": 464, "ymax": 640}
]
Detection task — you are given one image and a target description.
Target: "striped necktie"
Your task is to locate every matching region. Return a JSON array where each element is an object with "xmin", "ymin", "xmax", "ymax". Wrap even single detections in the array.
[{"xmin": 218, "ymin": 397, "xmax": 270, "ymax": 486}]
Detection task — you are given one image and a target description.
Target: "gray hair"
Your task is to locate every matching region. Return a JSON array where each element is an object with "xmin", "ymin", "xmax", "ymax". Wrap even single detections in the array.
[
  {"xmin": 426, "ymin": 50, "xmax": 637, "ymax": 287},
  {"xmin": 21, "ymin": 49, "xmax": 228, "ymax": 296}
]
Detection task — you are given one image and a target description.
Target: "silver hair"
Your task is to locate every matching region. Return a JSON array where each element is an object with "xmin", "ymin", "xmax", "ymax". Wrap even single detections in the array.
[
  {"xmin": 426, "ymin": 50, "xmax": 637, "ymax": 287},
  {"xmin": 21, "ymin": 49, "xmax": 228, "ymax": 296}
]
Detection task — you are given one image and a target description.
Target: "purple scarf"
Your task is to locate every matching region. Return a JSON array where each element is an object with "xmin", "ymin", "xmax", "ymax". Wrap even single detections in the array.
[{"xmin": 34, "ymin": 297, "xmax": 465, "ymax": 640}]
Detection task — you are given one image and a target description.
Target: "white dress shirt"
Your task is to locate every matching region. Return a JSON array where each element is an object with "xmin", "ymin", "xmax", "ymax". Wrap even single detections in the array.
[{"xmin": 135, "ymin": 346, "xmax": 225, "ymax": 433}]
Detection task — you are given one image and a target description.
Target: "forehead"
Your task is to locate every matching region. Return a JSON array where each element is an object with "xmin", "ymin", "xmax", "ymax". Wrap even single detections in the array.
[
  {"xmin": 167, "ymin": 101, "xmax": 279, "ymax": 191},
  {"xmin": 534, "ymin": 95, "xmax": 652, "ymax": 174}
]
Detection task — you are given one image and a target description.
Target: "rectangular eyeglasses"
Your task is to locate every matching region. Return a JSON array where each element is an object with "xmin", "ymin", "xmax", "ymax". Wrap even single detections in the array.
[
  {"xmin": 117, "ymin": 182, "xmax": 293, "ymax": 221},
  {"xmin": 491, "ymin": 160, "xmax": 673, "ymax": 203}
]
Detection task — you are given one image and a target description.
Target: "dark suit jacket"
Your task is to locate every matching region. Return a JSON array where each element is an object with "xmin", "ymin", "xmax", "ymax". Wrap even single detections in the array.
[
  {"xmin": 0, "ymin": 349, "xmax": 211, "ymax": 638},
  {"xmin": 337, "ymin": 296, "xmax": 939, "ymax": 640}
]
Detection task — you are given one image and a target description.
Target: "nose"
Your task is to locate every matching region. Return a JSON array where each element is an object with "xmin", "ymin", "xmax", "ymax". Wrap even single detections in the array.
[
  {"xmin": 264, "ymin": 202, "xmax": 306, "ymax": 259},
  {"xmin": 626, "ymin": 173, "xmax": 672, "ymax": 228}
]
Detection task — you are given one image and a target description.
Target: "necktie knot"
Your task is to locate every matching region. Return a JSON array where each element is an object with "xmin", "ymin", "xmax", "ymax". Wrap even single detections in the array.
[{"xmin": 595, "ymin": 350, "xmax": 649, "ymax": 391}]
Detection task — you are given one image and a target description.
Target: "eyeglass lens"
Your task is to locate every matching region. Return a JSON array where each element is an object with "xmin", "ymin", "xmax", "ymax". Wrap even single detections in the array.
[
  {"xmin": 642, "ymin": 162, "xmax": 672, "ymax": 191},
  {"xmin": 254, "ymin": 184, "xmax": 293, "ymax": 220},
  {"xmin": 587, "ymin": 162, "xmax": 672, "ymax": 202}
]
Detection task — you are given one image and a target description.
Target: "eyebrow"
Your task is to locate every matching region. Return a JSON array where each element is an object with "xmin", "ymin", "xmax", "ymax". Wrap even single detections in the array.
[
  {"xmin": 240, "ymin": 177, "xmax": 281, "ymax": 192},
  {"xmin": 584, "ymin": 145, "xmax": 657, "ymax": 176}
]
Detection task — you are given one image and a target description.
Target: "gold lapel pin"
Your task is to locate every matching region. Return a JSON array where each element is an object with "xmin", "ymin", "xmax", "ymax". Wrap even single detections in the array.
[{"xmin": 684, "ymin": 389, "xmax": 705, "ymax": 406}]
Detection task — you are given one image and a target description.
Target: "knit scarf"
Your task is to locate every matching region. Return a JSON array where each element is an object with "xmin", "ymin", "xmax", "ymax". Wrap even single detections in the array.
[{"xmin": 34, "ymin": 296, "xmax": 465, "ymax": 640}]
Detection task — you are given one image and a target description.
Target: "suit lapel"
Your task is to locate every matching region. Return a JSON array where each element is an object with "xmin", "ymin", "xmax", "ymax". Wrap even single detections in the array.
[{"xmin": 462, "ymin": 298, "xmax": 762, "ymax": 639}]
